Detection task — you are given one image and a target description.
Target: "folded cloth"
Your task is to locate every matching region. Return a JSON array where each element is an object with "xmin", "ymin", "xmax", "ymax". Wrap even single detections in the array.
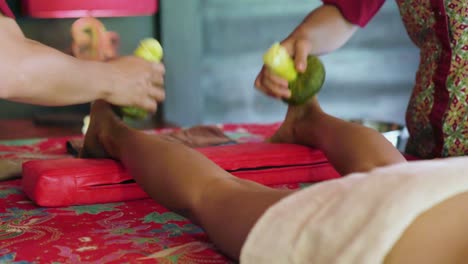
[
  {"xmin": 240, "ymin": 156, "xmax": 468, "ymax": 264},
  {"xmin": 0, "ymin": 153, "xmax": 71, "ymax": 181},
  {"xmin": 0, "ymin": 159, "xmax": 22, "ymax": 181},
  {"xmin": 157, "ymin": 125, "xmax": 236, "ymax": 148},
  {"xmin": 67, "ymin": 125, "xmax": 235, "ymax": 156}
]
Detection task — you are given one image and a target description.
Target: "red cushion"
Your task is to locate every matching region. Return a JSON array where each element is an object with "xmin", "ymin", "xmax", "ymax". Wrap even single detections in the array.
[
  {"xmin": 22, "ymin": 0, "xmax": 158, "ymax": 18},
  {"xmin": 22, "ymin": 143, "xmax": 341, "ymax": 207}
]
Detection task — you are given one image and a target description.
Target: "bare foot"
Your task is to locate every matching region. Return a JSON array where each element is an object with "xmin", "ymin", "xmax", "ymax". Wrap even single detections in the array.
[
  {"xmin": 80, "ymin": 100, "xmax": 124, "ymax": 159},
  {"xmin": 269, "ymin": 97, "xmax": 323, "ymax": 146}
]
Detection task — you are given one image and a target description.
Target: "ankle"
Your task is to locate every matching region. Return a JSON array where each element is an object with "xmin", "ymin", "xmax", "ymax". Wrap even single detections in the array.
[
  {"xmin": 292, "ymin": 105, "xmax": 326, "ymax": 147},
  {"xmin": 98, "ymin": 121, "xmax": 126, "ymax": 159}
]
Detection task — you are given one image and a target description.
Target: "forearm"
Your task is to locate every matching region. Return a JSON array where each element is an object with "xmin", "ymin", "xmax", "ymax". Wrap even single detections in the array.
[
  {"xmin": 0, "ymin": 19, "xmax": 113, "ymax": 105},
  {"xmin": 290, "ymin": 5, "xmax": 358, "ymax": 55},
  {"xmin": 8, "ymin": 41, "xmax": 114, "ymax": 106}
]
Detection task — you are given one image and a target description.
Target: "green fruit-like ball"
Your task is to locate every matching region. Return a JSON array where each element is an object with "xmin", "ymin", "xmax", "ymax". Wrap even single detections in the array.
[
  {"xmin": 134, "ymin": 38, "xmax": 163, "ymax": 62},
  {"xmin": 285, "ymin": 55, "xmax": 325, "ymax": 105},
  {"xmin": 121, "ymin": 106, "xmax": 148, "ymax": 120},
  {"xmin": 120, "ymin": 38, "xmax": 164, "ymax": 120}
]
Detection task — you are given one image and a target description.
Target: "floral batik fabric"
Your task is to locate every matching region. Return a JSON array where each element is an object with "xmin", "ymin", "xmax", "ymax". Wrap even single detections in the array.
[{"xmin": 397, "ymin": 0, "xmax": 468, "ymax": 158}]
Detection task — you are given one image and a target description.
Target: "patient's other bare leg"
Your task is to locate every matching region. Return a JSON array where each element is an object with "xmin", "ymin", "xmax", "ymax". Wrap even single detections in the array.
[{"xmin": 271, "ymin": 97, "xmax": 406, "ymax": 175}]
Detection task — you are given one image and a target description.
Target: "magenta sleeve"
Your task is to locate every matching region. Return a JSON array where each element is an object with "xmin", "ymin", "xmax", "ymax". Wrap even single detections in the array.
[{"xmin": 322, "ymin": 0, "xmax": 385, "ymax": 27}]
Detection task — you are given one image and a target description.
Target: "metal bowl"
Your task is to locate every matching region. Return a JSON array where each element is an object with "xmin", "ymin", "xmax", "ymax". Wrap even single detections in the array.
[{"xmin": 349, "ymin": 119, "xmax": 407, "ymax": 150}]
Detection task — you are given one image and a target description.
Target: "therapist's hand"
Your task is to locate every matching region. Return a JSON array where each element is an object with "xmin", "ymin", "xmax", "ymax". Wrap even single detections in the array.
[
  {"xmin": 105, "ymin": 56, "xmax": 166, "ymax": 113},
  {"xmin": 254, "ymin": 27, "xmax": 312, "ymax": 100},
  {"xmin": 254, "ymin": 5, "xmax": 358, "ymax": 100}
]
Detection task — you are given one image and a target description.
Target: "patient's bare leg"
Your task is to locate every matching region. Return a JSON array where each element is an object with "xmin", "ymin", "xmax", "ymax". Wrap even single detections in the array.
[
  {"xmin": 271, "ymin": 97, "xmax": 406, "ymax": 175},
  {"xmin": 81, "ymin": 100, "xmax": 293, "ymax": 259},
  {"xmin": 81, "ymin": 101, "xmax": 468, "ymax": 263}
]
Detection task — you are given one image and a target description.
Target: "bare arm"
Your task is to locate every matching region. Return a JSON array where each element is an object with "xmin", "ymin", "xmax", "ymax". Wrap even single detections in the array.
[
  {"xmin": 0, "ymin": 16, "xmax": 164, "ymax": 111},
  {"xmin": 285, "ymin": 5, "xmax": 358, "ymax": 60},
  {"xmin": 0, "ymin": 17, "xmax": 110, "ymax": 106}
]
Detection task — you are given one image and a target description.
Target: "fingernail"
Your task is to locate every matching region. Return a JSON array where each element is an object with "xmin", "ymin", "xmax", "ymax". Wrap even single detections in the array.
[{"xmin": 298, "ymin": 63, "xmax": 305, "ymax": 72}]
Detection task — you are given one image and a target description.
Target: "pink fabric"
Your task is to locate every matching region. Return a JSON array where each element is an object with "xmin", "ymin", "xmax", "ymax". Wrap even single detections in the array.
[
  {"xmin": 22, "ymin": 0, "xmax": 157, "ymax": 18},
  {"xmin": 322, "ymin": 0, "xmax": 385, "ymax": 27},
  {"xmin": 0, "ymin": 0, "xmax": 14, "ymax": 18}
]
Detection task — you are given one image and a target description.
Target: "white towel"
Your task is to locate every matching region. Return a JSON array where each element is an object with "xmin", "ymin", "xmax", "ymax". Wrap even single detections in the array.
[{"xmin": 240, "ymin": 156, "xmax": 468, "ymax": 264}]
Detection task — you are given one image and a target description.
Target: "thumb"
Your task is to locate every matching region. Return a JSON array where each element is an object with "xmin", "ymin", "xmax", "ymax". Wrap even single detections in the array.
[{"xmin": 294, "ymin": 40, "xmax": 311, "ymax": 73}]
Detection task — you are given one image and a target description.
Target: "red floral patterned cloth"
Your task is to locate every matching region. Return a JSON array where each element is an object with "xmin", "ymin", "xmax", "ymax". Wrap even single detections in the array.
[
  {"xmin": 0, "ymin": 123, "xmax": 312, "ymax": 263},
  {"xmin": 0, "ymin": 123, "xmax": 281, "ymax": 177}
]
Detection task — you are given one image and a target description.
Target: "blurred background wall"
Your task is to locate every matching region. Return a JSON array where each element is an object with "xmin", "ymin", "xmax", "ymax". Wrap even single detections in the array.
[{"xmin": 162, "ymin": 0, "xmax": 419, "ymax": 126}]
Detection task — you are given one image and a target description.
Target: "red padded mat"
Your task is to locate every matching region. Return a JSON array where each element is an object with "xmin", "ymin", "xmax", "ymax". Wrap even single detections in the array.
[{"xmin": 22, "ymin": 143, "xmax": 340, "ymax": 207}]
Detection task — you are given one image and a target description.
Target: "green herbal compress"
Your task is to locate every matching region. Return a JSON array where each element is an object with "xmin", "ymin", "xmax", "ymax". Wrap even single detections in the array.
[
  {"xmin": 263, "ymin": 43, "xmax": 325, "ymax": 105},
  {"xmin": 121, "ymin": 38, "xmax": 164, "ymax": 119}
]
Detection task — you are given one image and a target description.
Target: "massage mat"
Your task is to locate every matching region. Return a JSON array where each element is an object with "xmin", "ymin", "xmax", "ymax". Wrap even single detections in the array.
[{"xmin": 22, "ymin": 142, "xmax": 340, "ymax": 207}]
